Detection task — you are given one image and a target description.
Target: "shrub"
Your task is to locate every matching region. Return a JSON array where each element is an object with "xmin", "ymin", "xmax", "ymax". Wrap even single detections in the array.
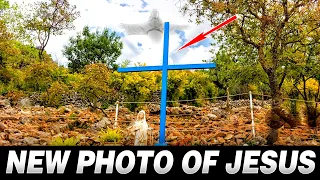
[
  {"xmin": 23, "ymin": 62, "xmax": 55, "ymax": 92},
  {"xmin": 50, "ymin": 136, "xmax": 79, "ymax": 146},
  {"xmin": 0, "ymin": 68, "xmax": 13, "ymax": 84},
  {"xmin": 41, "ymin": 81, "xmax": 69, "ymax": 108},
  {"xmin": 98, "ymin": 128, "xmax": 123, "ymax": 143},
  {"xmin": 77, "ymin": 63, "xmax": 113, "ymax": 109}
]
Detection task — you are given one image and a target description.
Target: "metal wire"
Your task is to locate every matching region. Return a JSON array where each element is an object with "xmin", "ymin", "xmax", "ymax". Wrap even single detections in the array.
[
  {"xmin": 118, "ymin": 93, "xmax": 250, "ymax": 104},
  {"xmin": 252, "ymin": 93, "xmax": 320, "ymax": 104}
]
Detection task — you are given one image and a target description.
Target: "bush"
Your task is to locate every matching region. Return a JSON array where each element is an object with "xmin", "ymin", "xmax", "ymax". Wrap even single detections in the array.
[
  {"xmin": 23, "ymin": 62, "xmax": 55, "ymax": 92},
  {"xmin": 49, "ymin": 136, "xmax": 79, "ymax": 146},
  {"xmin": 182, "ymin": 71, "xmax": 211, "ymax": 106},
  {"xmin": 120, "ymin": 71, "xmax": 158, "ymax": 111},
  {"xmin": 98, "ymin": 128, "xmax": 123, "ymax": 143},
  {"xmin": 77, "ymin": 63, "xmax": 113, "ymax": 109},
  {"xmin": 167, "ymin": 71, "xmax": 188, "ymax": 106},
  {"xmin": 5, "ymin": 90, "xmax": 25, "ymax": 105},
  {"xmin": 41, "ymin": 81, "xmax": 69, "ymax": 108},
  {"xmin": 0, "ymin": 68, "xmax": 13, "ymax": 84}
]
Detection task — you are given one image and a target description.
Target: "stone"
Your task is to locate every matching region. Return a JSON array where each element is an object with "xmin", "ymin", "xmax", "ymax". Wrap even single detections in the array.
[
  {"xmin": 91, "ymin": 117, "xmax": 111, "ymax": 131},
  {"xmin": 236, "ymin": 139, "xmax": 244, "ymax": 145},
  {"xmin": 37, "ymin": 131, "xmax": 51, "ymax": 138},
  {"xmin": 183, "ymin": 109, "xmax": 193, "ymax": 115},
  {"xmin": 167, "ymin": 136, "xmax": 178, "ymax": 142},
  {"xmin": 227, "ymin": 141, "xmax": 237, "ymax": 146},
  {"xmin": 201, "ymin": 116, "xmax": 209, "ymax": 124},
  {"xmin": 4, "ymin": 129, "xmax": 20, "ymax": 133},
  {"xmin": 310, "ymin": 140, "xmax": 318, "ymax": 146},
  {"xmin": 23, "ymin": 137, "xmax": 39, "ymax": 145},
  {"xmin": 0, "ymin": 99, "xmax": 10, "ymax": 108},
  {"xmin": 149, "ymin": 104, "xmax": 160, "ymax": 114},
  {"xmin": 20, "ymin": 117, "xmax": 31, "ymax": 124},
  {"xmin": 5, "ymin": 108, "xmax": 18, "ymax": 115},
  {"xmin": 207, "ymin": 114, "xmax": 218, "ymax": 121},
  {"xmin": 235, "ymin": 134, "xmax": 246, "ymax": 139},
  {"xmin": 171, "ymin": 107, "xmax": 181, "ymax": 115},
  {"xmin": 217, "ymin": 137, "xmax": 225, "ymax": 144},
  {"xmin": 168, "ymin": 140, "xmax": 179, "ymax": 146},
  {"xmin": 19, "ymin": 98, "xmax": 32, "ymax": 108},
  {"xmin": 225, "ymin": 134, "xmax": 234, "ymax": 140},
  {"xmin": 125, "ymin": 115, "xmax": 131, "ymax": 121},
  {"xmin": 0, "ymin": 123, "xmax": 7, "ymax": 132},
  {"xmin": 253, "ymin": 136, "xmax": 267, "ymax": 145},
  {"xmin": 214, "ymin": 132, "xmax": 226, "ymax": 138}
]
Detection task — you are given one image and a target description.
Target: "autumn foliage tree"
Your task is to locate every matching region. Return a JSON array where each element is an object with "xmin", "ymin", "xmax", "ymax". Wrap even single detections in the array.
[{"xmin": 179, "ymin": 0, "xmax": 320, "ymax": 144}]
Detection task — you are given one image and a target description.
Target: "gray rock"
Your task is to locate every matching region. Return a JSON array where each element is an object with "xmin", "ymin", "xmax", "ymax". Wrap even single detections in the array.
[
  {"xmin": 91, "ymin": 117, "xmax": 111, "ymax": 130},
  {"xmin": 19, "ymin": 97, "xmax": 32, "ymax": 108},
  {"xmin": 149, "ymin": 104, "xmax": 160, "ymax": 114},
  {"xmin": 201, "ymin": 116, "xmax": 209, "ymax": 124},
  {"xmin": 37, "ymin": 131, "xmax": 51, "ymax": 138},
  {"xmin": 253, "ymin": 136, "xmax": 267, "ymax": 145},
  {"xmin": 5, "ymin": 108, "xmax": 18, "ymax": 115},
  {"xmin": 4, "ymin": 129, "xmax": 21, "ymax": 134},
  {"xmin": 0, "ymin": 99, "xmax": 10, "ymax": 108},
  {"xmin": 20, "ymin": 117, "xmax": 31, "ymax": 124},
  {"xmin": 171, "ymin": 107, "xmax": 181, "ymax": 115},
  {"xmin": 207, "ymin": 114, "xmax": 218, "ymax": 121},
  {"xmin": 183, "ymin": 109, "xmax": 193, "ymax": 115},
  {"xmin": 23, "ymin": 137, "xmax": 39, "ymax": 145}
]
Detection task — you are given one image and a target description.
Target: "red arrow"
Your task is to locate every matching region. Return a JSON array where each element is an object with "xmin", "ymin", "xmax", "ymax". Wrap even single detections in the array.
[{"xmin": 178, "ymin": 15, "xmax": 237, "ymax": 51}]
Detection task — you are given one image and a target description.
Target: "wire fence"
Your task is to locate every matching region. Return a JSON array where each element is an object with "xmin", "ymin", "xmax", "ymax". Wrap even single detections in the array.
[
  {"xmin": 11, "ymin": 91, "xmax": 320, "ymax": 145},
  {"xmin": 110, "ymin": 91, "xmax": 320, "ymax": 145}
]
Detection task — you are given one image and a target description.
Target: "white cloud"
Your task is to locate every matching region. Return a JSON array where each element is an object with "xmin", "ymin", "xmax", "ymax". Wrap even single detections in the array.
[{"xmin": 9, "ymin": 0, "xmax": 217, "ymax": 67}]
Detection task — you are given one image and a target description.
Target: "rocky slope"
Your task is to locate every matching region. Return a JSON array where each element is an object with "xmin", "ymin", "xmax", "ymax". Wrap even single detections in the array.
[{"xmin": 0, "ymin": 97, "xmax": 318, "ymax": 146}]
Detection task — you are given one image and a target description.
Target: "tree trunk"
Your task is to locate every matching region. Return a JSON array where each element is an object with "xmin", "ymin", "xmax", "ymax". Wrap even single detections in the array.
[
  {"xmin": 266, "ymin": 71, "xmax": 297, "ymax": 145},
  {"xmin": 306, "ymin": 103, "xmax": 317, "ymax": 127}
]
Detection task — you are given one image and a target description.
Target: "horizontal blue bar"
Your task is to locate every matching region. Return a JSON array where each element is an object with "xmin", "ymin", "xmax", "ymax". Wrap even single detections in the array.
[
  {"xmin": 117, "ymin": 66, "xmax": 163, "ymax": 72},
  {"xmin": 167, "ymin": 63, "xmax": 216, "ymax": 70},
  {"xmin": 117, "ymin": 63, "xmax": 216, "ymax": 72}
]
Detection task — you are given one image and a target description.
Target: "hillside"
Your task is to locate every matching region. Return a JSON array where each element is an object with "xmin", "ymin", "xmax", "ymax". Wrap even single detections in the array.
[{"xmin": 0, "ymin": 96, "xmax": 318, "ymax": 146}]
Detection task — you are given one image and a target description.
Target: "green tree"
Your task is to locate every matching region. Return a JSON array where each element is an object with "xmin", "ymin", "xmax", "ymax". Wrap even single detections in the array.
[
  {"xmin": 120, "ymin": 71, "xmax": 158, "ymax": 111},
  {"xmin": 0, "ymin": 20, "xmax": 13, "ymax": 68},
  {"xmin": 0, "ymin": 0, "xmax": 9, "ymax": 13},
  {"xmin": 63, "ymin": 26, "xmax": 123, "ymax": 73},
  {"xmin": 1, "ymin": 1, "xmax": 33, "ymax": 44},
  {"xmin": 25, "ymin": 0, "xmax": 80, "ymax": 60},
  {"xmin": 180, "ymin": 0, "xmax": 320, "ymax": 144},
  {"xmin": 287, "ymin": 42, "xmax": 320, "ymax": 127},
  {"xmin": 77, "ymin": 63, "xmax": 115, "ymax": 113},
  {"xmin": 207, "ymin": 49, "xmax": 268, "ymax": 96},
  {"xmin": 167, "ymin": 70, "xmax": 188, "ymax": 106}
]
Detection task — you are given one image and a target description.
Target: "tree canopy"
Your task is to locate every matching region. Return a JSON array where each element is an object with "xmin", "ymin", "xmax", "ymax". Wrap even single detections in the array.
[{"xmin": 63, "ymin": 26, "xmax": 123, "ymax": 73}]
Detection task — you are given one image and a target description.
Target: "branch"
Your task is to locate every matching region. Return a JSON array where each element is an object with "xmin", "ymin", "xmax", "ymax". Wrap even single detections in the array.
[
  {"xmin": 278, "ymin": 65, "xmax": 288, "ymax": 89},
  {"xmin": 293, "ymin": 80, "xmax": 305, "ymax": 99},
  {"xmin": 237, "ymin": 15, "xmax": 259, "ymax": 48},
  {"xmin": 272, "ymin": 0, "xmax": 289, "ymax": 54}
]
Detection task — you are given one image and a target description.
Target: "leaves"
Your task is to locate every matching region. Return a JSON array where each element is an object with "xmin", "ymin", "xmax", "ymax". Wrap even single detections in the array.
[
  {"xmin": 24, "ymin": 0, "xmax": 80, "ymax": 60},
  {"xmin": 63, "ymin": 26, "xmax": 123, "ymax": 73}
]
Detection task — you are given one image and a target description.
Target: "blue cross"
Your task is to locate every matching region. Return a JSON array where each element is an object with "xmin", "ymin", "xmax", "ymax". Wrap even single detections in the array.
[{"xmin": 117, "ymin": 22, "xmax": 216, "ymax": 146}]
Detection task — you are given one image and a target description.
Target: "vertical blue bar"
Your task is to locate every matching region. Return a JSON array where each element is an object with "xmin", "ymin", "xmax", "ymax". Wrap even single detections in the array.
[{"xmin": 156, "ymin": 22, "xmax": 170, "ymax": 146}]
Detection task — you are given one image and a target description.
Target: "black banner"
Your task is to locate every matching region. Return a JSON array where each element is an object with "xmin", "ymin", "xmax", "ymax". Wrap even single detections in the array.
[{"xmin": 0, "ymin": 146, "xmax": 318, "ymax": 178}]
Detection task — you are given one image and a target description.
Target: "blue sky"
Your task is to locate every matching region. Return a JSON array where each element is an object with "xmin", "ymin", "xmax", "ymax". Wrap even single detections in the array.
[{"xmin": 10, "ymin": 0, "xmax": 218, "ymax": 67}]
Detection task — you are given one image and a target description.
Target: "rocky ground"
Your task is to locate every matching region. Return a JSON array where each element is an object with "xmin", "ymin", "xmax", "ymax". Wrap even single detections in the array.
[{"xmin": 0, "ymin": 96, "xmax": 319, "ymax": 146}]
